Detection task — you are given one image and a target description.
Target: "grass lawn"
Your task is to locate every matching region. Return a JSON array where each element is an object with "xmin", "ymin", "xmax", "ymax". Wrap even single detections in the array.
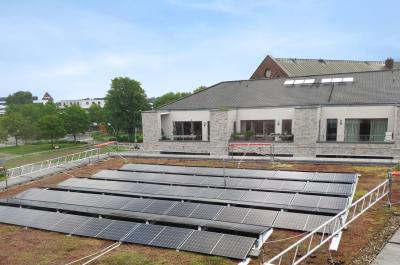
[
  {"xmin": 0, "ymin": 142, "xmax": 86, "ymax": 156},
  {"xmin": 2, "ymin": 144, "xmax": 92, "ymax": 168}
]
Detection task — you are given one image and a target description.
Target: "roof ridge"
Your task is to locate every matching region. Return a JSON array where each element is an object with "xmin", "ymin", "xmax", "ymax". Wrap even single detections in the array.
[{"xmin": 274, "ymin": 57, "xmax": 391, "ymax": 64}]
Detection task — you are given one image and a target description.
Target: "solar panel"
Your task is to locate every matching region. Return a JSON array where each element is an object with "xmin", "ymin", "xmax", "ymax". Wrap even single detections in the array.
[
  {"xmin": 274, "ymin": 171, "xmax": 314, "ymax": 181},
  {"xmin": 304, "ymin": 214, "xmax": 333, "ymax": 232},
  {"xmin": 101, "ymin": 196, "xmax": 132, "ymax": 209},
  {"xmin": 318, "ymin": 197, "xmax": 348, "ymax": 211},
  {"xmin": 313, "ymin": 172, "xmax": 336, "ymax": 182},
  {"xmin": 150, "ymin": 226, "xmax": 192, "ymax": 249},
  {"xmin": 96, "ymin": 220, "xmax": 139, "ymax": 241},
  {"xmin": 179, "ymin": 230, "xmax": 223, "ymax": 255},
  {"xmin": 242, "ymin": 209, "xmax": 278, "ymax": 227},
  {"xmin": 123, "ymin": 224, "xmax": 165, "ymax": 245},
  {"xmin": 211, "ymin": 234, "xmax": 256, "ymax": 260},
  {"xmin": 50, "ymin": 215, "xmax": 92, "ymax": 234},
  {"xmin": 29, "ymin": 212, "xmax": 67, "ymax": 230},
  {"xmin": 304, "ymin": 182, "xmax": 330, "ymax": 193},
  {"xmin": 241, "ymin": 191, "xmax": 269, "ymax": 203},
  {"xmin": 333, "ymin": 173, "xmax": 357, "ymax": 183},
  {"xmin": 260, "ymin": 179, "xmax": 282, "ymax": 190},
  {"xmin": 166, "ymin": 202, "xmax": 199, "ymax": 217},
  {"xmin": 265, "ymin": 193, "xmax": 294, "ymax": 206},
  {"xmin": 157, "ymin": 186, "xmax": 186, "ymax": 196},
  {"xmin": 0, "ymin": 207, "xmax": 27, "ymax": 223},
  {"xmin": 140, "ymin": 184, "xmax": 164, "ymax": 194},
  {"xmin": 9, "ymin": 208, "xmax": 45, "ymax": 227},
  {"xmin": 195, "ymin": 188, "xmax": 224, "ymax": 199},
  {"xmin": 281, "ymin": 181, "xmax": 307, "ymax": 191},
  {"xmin": 291, "ymin": 194, "xmax": 320, "ymax": 210},
  {"xmin": 327, "ymin": 183, "xmax": 353, "ymax": 195},
  {"xmin": 284, "ymin": 80, "xmax": 294, "ymax": 85},
  {"xmin": 178, "ymin": 187, "xmax": 201, "ymax": 197},
  {"xmin": 224, "ymin": 178, "xmax": 244, "ymax": 187},
  {"xmin": 200, "ymin": 177, "xmax": 225, "ymax": 186},
  {"xmin": 239, "ymin": 179, "xmax": 264, "ymax": 189},
  {"xmin": 273, "ymin": 212, "xmax": 308, "ymax": 231},
  {"xmin": 72, "ymin": 218, "xmax": 114, "ymax": 237},
  {"xmin": 218, "ymin": 189, "xmax": 246, "ymax": 201},
  {"xmin": 121, "ymin": 199, "xmax": 154, "ymax": 212},
  {"xmin": 215, "ymin": 207, "xmax": 249, "ymax": 223},
  {"xmin": 188, "ymin": 204, "xmax": 223, "ymax": 220},
  {"xmin": 142, "ymin": 200, "xmax": 177, "ymax": 214}
]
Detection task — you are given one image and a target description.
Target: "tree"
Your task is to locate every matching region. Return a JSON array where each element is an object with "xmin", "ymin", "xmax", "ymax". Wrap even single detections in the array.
[
  {"xmin": 104, "ymin": 77, "xmax": 151, "ymax": 140},
  {"xmin": 6, "ymin": 91, "xmax": 33, "ymax": 105},
  {"xmin": 193, "ymin": 86, "xmax": 207, "ymax": 93},
  {"xmin": 61, "ymin": 105, "xmax": 90, "ymax": 142},
  {"xmin": 38, "ymin": 115, "xmax": 66, "ymax": 148},
  {"xmin": 153, "ymin": 92, "xmax": 191, "ymax": 109},
  {"xmin": 1, "ymin": 112, "xmax": 25, "ymax": 146},
  {"xmin": 0, "ymin": 117, "xmax": 8, "ymax": 143},
  {"xmin": 88, "ymin": 104, "xmax": 106, "ymax": 124}
]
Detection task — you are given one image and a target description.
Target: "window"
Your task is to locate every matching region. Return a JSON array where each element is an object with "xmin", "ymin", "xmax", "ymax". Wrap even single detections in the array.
[
  {"xmin": 173, "ymin": 121, "xmax": 202, "ymax": 140},
  {"xmin": 344, "ymin": 119, "xmax": 387, "ymax": 142},
  {"xmin": 326, "ymin": 119, "xmax": 337, "ymax": 141},
  {"xmin": 241, "ymin": 120, "xmax": 252, "ymax": 132},
  {"xmin": 265, "ymin": 69, "xmax": 272, "ymax": 78},
  {"xmin": 240, "ymin": 120, "xmax": 275, "ymax": 136},
  {"xmin": 281, "ymin": 120, "xmax": 292, "ymax": 135}
]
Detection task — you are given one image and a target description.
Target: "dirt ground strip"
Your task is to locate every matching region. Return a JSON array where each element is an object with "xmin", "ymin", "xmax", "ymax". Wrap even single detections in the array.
[{"xmin": 0, "ymin": 157, "xmax": 399, "ymax": 265}]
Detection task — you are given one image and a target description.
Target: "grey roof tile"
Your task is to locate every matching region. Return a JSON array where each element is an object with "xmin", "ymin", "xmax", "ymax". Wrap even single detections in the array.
[{"xmin": 159, "ymin": 70, "xmax": 400, "ymax": 110}]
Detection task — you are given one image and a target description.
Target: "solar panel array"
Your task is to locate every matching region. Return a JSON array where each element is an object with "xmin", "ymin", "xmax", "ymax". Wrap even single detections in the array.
[
  {"xmin": 0, "ymin": 205, "xmax": 256, "ymax": 260},
  {"xmin": 93, "ymin": 169, "xmax": 354, "ymax": 196},
  {"xmin": 120, "ymin": 164, "xmax": 357, "ymax": 183},
  {"xmin": 1, "ymin": 164, "xmax": 359, "ymax": 260},
  {"xmin": 56, "ymin": 178, "xmax": 348, "ymax": 214},
  {"xmin": 13, "ymin": 188, "xmax": 339, "ymax": 233}
]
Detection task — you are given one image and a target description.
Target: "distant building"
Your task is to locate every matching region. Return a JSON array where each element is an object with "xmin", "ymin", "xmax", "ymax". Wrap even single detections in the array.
[
  {"xmin": 42, "ymin": 92, "xmax": 54, "ymax": 102},
  {"xmin": 58, "ymin": 98, "xmax": 105, "ymax": 109},
  {"xmin": 250, "ymin": 55, "xmax": 400, "ymax": 79},
  {"xmin": 0, "ymin": 94, "xmax": 40, "ymax": 115},
  {"xmin": 0, "ymin": 97, "xmax": 6, "ymax": 115}
]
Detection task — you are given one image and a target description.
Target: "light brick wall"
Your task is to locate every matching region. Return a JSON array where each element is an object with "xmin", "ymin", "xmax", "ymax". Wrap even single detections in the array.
[
  {"xmin": 210, "ymin": 110, "xmax": 229, "ymax": 156},
  {"xmin": 292, "ymin": 107, "xmax": 319, "ymax": 157},
  {"xmin": 142, "ymin": 111, "xmax": 161, "ymax": 150}
]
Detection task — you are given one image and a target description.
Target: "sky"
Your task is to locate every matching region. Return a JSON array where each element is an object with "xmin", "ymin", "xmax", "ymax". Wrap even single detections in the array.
[{"xmin": 0, "ymin": 0, "xmax": 399, "ymax": 100}]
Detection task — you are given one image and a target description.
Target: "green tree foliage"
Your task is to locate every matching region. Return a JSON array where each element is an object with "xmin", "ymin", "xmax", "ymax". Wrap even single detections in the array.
[
  {"xmin": 6, "ymin": 91, "xmax": 34, "ymax": 105},
  {"xmin": 61, "ymin": 105, "xmax": 90, "ymax": 142},
  {"xmin": 38, "ymin": 115, "xmax": 66, "ymax": 148},
  {"xmin": 193, "ymin": 85, "xmax": 207, "ymax": 93},
  {"xmin": 105, "ymin": 77, "xmax": 151, "ymax": 140},
  {"xmin": 88, "ymin": 104, "xmax": 106, "ymax": 124},
  {"xmin": 1, "ymin": 112, "xmax": 25, "ymax": 146},
  {"xmin": 0, "ymin": 117, "xmax": 8, "ymax": 143},
  {"xmin": 153, "ymin": 92, "xmax": 191, "ymax": 109}
]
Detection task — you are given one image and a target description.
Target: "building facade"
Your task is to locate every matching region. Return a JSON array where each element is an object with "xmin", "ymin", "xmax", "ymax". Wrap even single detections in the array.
[
  {"xmin": 58, "ymin": 98, "xmax": 105, "ymax": 109},
  {"xmin": 142, "ymin": 70, "xmax": 400, "ymax": 160}
]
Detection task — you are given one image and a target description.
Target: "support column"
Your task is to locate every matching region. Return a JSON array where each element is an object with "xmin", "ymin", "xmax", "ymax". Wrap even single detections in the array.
[{"xmin": 293, "ymin": 106, "xmax": 319, "ymax": 157}]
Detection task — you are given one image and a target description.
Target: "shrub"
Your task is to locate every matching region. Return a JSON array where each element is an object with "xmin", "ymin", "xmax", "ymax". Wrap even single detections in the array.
[
  {"xmin": 244, "ymin": 130, "xmax": 255, "ymax": 140},
  {"xmin": 230, "ymin": 133, "xmax": 242, "ymax": 141}
]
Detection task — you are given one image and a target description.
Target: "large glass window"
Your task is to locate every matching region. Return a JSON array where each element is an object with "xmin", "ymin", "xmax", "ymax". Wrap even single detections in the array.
[
  {"xmin": 281, "ymin": 120, "xmax": 292, "ymax": 135},
  {"xmin": 240, "ymin": 120, "xmax": 275, "ymax": 137},
  {"xmin": 326, "ymin": 119, "xmax": 337, "ymax": 141},
  {"xmin": 173, "ymin": 121, "xmax": 202, "ymax": 140},
  {"xmin": 344, "ymin": 119, "xmax": 387, "ymax": 142}
]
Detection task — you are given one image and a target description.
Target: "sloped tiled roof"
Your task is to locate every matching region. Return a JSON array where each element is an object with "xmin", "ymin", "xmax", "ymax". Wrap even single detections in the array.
[
  {"xmin": 158, "ymin": 70, "xmax": 400, "ymax": 110},
  {"xmin": 273, "ymin": 57, "xmax": 400, "ymax": 77}
]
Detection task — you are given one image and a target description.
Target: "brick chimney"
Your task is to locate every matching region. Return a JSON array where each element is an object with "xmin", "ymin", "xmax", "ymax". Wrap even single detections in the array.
[{"xmin": 385, "ymin": 57, "xmax": 394, "ymax": 69}]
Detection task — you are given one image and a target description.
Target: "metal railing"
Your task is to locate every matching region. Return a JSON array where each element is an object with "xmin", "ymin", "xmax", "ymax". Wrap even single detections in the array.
[
  {"xmin": 264, "ymin": 179, "xmax": 390, "ymax": 265},
  {"xmin": 5, "ymin": 148, "xmax": 101, "ymax": 181}
]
